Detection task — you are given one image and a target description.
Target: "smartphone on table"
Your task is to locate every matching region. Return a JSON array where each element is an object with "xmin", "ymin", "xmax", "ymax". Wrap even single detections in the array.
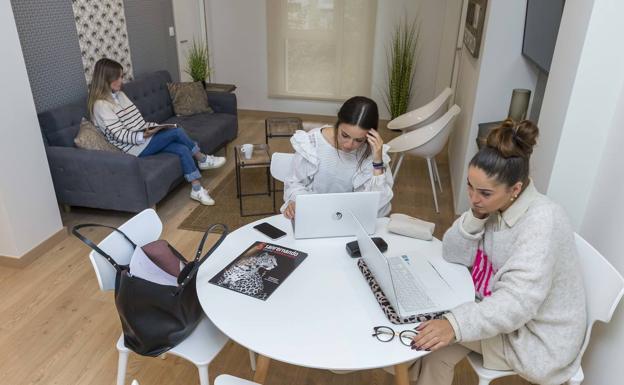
[{"xmin": 253, "ymin": 222, "xmax": 287, "ymax": 240}]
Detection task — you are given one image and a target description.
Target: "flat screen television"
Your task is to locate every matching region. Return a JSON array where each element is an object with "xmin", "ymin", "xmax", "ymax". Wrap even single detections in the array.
[{"xmin": 522, "ymin": 0, "xmax": 565, "ymax": 73}]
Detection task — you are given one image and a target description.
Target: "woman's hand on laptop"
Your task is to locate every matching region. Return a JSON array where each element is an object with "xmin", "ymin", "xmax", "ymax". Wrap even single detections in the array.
[
  {"xmin": 410, "ymin": 319, "xmax": 455, "ymax": 352},
  {"xmin": 283, "ymin": 201, "xmax": 296, "ymax": 220}
]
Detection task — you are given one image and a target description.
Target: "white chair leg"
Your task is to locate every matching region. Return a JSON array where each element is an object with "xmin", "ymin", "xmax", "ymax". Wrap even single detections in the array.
[
  {"xmin": 116, "ymin": 349, "xmax": 130, "ymax": 385},
  {"xmin": 567, "ymin": 366, "xmax": 584, "ymax": 385},
  {"xmin": 249, "ymin": 349, "xmax": 257, "ymax": 371},
  {"xmin": 197, "ymin": 364, "xmax": 209, "ymax": 385},
  {"xmin": 393, "ymin": 153, "xmax": 405, "ymax": 178},
  {"xmin": 426, "ymin": 158, "xmax": 439, "ymax": 213},
  {"xmin": 432, "ymin": 158, "xmax": 443, "ymax": 192}
]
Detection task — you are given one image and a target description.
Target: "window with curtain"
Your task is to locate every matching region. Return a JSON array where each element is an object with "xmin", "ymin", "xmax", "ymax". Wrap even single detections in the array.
[{"xmin": 267, "ymin": 0, "xmax": 377, "ymax": 101}]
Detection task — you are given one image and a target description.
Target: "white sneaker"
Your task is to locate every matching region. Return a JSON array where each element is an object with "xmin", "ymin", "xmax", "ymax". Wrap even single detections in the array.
[
  {"xmin": 190, "ymin": 187, "xmax": 215, "ymax": 206},
  {"xmin": 198, "ymin": 155, "xmax": 226, "ymax": 170}
]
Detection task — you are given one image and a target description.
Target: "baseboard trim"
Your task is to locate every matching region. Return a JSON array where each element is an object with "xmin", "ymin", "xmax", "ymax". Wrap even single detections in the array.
[{"xmin": 0, "ymin": 227, "xmax": 68, "ymax": 268}]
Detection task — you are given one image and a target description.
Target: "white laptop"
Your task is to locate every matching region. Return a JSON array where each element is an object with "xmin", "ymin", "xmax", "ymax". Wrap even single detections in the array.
[
  {"xmin": 293, "ymin": 192, "xmax": 380, "ymax": 239},
  {"xmin": 352, "ymin": 213, "xmax": 471, "ymax": 318}
]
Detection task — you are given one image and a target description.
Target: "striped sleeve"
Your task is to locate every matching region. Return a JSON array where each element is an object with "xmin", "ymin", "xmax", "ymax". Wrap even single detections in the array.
[{"xmin": 93, "ymin": 99, "xmax": 146, "ymax": 149}]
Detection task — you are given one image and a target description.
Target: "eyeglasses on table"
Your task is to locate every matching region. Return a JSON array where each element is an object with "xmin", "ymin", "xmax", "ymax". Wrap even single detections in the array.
[{"xmin": 372, "ymin": 326, "xmax": 418, "ymax": 346}]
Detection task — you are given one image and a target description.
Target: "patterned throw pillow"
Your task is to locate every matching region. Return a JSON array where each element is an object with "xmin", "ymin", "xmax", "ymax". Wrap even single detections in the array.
[
  {"xmin": 167, "ymin": 81, "xmax": 214, "ymax": 116},
  {"xmin": 74, "ymin": 117, "xmax": 120, "ymax": 152}
]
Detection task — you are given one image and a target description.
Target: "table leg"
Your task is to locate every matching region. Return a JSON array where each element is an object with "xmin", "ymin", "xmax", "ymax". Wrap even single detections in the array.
[
  {"xmin": 272, "ymin": 177, "xmax": 276, "ymax": 213},
  {"xmin": 253, "ymin": 354, "xmax": 271, "ymax": 383},
  {"xmin": 394, "ymin": 363, "xmax": 410, "ymax": 385}
]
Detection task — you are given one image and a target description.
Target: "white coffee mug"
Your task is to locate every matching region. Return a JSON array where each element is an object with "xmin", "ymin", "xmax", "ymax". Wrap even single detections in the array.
[{"xmin": 241, "ymin": 144, "xmax": 254, "ymax": 160}]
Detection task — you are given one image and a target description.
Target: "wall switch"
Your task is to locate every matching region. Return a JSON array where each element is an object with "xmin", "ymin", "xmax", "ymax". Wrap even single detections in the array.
[{"xmin": 168, "ymin": 26, "xmax": 175, "ymax": 37}]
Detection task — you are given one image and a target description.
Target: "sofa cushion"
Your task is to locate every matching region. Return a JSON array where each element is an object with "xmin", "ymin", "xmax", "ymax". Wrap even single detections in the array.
[
  {"xmin": 167, "ymin": 81, "xmax": 213, "ymax": 116},
  {"xmin": 137, "ymin": 153, "xmax": 184, "ymax": 204},
  {"xmin": 74, "ymin": 118, "xmax": 120, "ymax": 152},
  {"xmin": 165, "ymin": 113, "xmax": 237, "ymax": 154},
  {"xmin": 38, "ymin": 101, "xmax": 88, "ymax": 147},
  {"xmin": 123, "ymin": 70, "xmax": 174, "ymax": 124}
]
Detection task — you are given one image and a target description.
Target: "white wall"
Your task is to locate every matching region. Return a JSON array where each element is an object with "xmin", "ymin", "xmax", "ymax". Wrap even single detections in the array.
[
  {"xmin": 578, "ymin": 82, "xmax": 624, "ymax": 385},
  {"xmin": 205, "ymin": 0, "xmax": 451, "ymax": 119},
  {"xmin": 448, "ymin": 0, "xmax": 539, "ymax": 214},
  {"xmin": 539, "ymin": 0, "xmax": 623, "ymax": 229},
  {"xmin": 533, "ymin": 0, "xmax": 624, "ymax": 382},
  {"xmin": 435, "ymin": 0, "xmax": 463, "ymax": 95},
  {"xmin": 531, "ymin": 0, "xmax": 595, "ymax": 193},
  {"xmin": 0, "ymin": 0, "xmax": 63, "ymax": 258}
]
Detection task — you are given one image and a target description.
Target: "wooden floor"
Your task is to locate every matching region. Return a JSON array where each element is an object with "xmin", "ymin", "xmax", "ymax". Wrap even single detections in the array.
[{"xmin": 0, "ymin": 111, "xmax": 529, "ymax": 385}]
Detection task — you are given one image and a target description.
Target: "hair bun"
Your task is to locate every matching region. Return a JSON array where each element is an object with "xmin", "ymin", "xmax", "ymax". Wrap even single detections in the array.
[{"xmin": 486, "ymin": 118, "xmax": 539, "ymax": 158}]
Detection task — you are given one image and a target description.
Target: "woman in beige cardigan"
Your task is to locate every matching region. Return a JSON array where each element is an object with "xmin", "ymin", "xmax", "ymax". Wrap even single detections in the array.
[{"xmin": 408, "ymin": 119, "xmax": 586, "ymax": 385}]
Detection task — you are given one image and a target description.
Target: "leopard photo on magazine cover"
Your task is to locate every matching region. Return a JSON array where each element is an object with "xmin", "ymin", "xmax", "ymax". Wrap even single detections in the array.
[{"xmin": 210, "ymin": 241, "xmax": 307, "ymax": 300}]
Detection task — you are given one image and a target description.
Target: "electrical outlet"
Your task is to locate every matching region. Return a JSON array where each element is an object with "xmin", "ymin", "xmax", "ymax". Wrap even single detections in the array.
[{"xmin": 168, "ymin": 26, "xmax": 175, "ymax": 37}]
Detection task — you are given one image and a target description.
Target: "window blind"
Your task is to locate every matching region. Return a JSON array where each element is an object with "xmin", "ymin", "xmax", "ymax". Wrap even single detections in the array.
[{"xmin": 267, "ymin": 0, "xmax": 377, "ymax": 101}]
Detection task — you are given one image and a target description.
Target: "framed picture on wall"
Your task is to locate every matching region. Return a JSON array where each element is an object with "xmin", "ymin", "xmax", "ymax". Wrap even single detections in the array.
[{"xmin": 463, "ymin": 0, "xmax": 488, "ymax": 58}]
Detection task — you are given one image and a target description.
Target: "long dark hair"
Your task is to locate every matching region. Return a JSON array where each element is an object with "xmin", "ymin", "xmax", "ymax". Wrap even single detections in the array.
[
  {"xmin": 333, "ymin": 96, "xmax": 379, "ymax": 168},
  {"xmin": 470, "ymin": 119, "xmax": 539, "ymax": 187}
]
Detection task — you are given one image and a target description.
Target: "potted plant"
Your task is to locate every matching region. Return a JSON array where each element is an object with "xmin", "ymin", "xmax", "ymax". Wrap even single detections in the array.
[
  {"xmin": 384, "ymin": 16, "xmax": 419, "ymax": 119},
  {"xmin": 185, "ymin": 38, "xmax": 212, "ymax": 85}
]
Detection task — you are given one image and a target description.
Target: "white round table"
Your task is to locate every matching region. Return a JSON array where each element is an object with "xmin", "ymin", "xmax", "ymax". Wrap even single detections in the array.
[{"xmin": 197, "ymin": 215, "xmax": 474, "ymax": 384}]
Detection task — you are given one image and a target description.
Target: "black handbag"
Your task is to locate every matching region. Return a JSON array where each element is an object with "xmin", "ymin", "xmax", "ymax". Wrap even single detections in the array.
[{"xmin": 72, "ymin": 223, "xmax": 227, "ymax": 357}]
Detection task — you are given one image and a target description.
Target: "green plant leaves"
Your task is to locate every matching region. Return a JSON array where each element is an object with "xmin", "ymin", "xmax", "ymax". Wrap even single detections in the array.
[
  {"xmin": 384, "ymin": 16, "xmax": 419, "ymax": 119},
  {"xmin": 184, "ymin": 39, "xmax": 212, "ymax": 82}
]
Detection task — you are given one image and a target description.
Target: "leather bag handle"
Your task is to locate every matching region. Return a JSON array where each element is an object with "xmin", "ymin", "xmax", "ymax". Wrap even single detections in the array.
[
  {"xmin": 72, "ymin": 224, "xmax": 138, "ymax": 272},
  {"xmin": 176, "ymin": 223, "xmax": 228, "ymax": 294}
]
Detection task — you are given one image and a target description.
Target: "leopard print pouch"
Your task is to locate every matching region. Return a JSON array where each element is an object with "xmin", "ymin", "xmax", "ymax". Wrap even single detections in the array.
[{"xmin": 357, "ymin": 259, "xmax": 447, "ymax": 324}]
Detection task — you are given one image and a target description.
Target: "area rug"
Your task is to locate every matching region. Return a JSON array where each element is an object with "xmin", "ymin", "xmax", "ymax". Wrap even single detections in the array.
[
  {"xmin": 179, "ymin": 152, "xmax": 457, "ymax": 238},
  {"xmin": 179, "ymin": 166, "xmax": 284, "ymax": 232}
]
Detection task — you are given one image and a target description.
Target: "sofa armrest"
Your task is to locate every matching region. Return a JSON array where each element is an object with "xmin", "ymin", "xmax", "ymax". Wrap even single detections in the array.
[
  {"xmin": 45, "ymin": 146, "xmax": 149, "ymax": 211},
  {"xmin": 206, "ymin": 91, "xmax": 237, "ymax": 115}
]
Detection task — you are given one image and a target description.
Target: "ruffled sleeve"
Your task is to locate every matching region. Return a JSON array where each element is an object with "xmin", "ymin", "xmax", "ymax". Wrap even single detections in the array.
[
  {"xmin": 353, "ymin": 143, "xmax": 394, "ymax": 217},
  {"xmin": 280, "ymin": 128, "xmax": 322, "ymax": 212}
]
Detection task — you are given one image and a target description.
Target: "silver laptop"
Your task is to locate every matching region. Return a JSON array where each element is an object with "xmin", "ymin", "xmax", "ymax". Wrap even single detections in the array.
[
  {"xmin": 293, "ymin": 192, "xmax": 380, "ymax": 239},
  {"xmin": 352, "ymin": 214, "xmax": 467, "ymax": 318}
]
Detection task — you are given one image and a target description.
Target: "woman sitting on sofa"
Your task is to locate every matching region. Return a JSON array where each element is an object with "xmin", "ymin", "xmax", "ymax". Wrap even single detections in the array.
[
  {"xmin": 282, "ymin": 96, "xmax": 394, "ymax": 219},
  {"xmin": 88, "ymin": 58, "xmax": 225, "ymax": 206}
]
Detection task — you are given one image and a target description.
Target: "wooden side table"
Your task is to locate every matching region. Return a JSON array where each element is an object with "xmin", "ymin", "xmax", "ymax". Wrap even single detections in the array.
[
  {"xmin": 204, "ymin": 83, "xmax": 236, "ymax": 93},
  {"xmin": 265, "ymin": 117, "xmax": 303, "ymax": 143},
  {"xmin": 235, "ymin": 143, "xmax": 275, "ymax": 217}
]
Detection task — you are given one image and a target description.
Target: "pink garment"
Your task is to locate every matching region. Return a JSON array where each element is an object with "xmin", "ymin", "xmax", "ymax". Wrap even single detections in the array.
[{"xmin": 472, "ymin": 248, "xmax": 495, "ymax": 298}]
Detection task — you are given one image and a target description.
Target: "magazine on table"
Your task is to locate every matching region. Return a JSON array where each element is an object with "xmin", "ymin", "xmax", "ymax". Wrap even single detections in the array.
[{"xmin": 209, "ymin": 241, "xmax": 308, "ymax": 300}]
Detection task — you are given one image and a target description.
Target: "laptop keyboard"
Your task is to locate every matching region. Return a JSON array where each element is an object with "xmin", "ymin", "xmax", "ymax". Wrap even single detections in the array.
[{"xmin": 388, "ymin": 257, "xmax": 436, "ymax": 312}]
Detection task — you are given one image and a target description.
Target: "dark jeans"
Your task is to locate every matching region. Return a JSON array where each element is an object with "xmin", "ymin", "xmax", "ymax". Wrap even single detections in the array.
[{"xmin": 139, "ymin": 127, "xmax": 201, "ymax": 182}]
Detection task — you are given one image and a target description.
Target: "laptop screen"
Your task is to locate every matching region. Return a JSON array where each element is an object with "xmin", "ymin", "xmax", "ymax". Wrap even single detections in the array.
[{"xmin": 294, "ymin": 192, "xmax": 379, "ymax": 239}]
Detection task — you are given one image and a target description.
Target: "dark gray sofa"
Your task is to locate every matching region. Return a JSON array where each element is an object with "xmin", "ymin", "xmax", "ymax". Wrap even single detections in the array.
[{"xmin": 38, "ymin": 71, "xmax": 237, "ymax": 212}]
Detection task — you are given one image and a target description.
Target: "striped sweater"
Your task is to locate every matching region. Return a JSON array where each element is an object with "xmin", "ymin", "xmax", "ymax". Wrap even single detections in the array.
[{"xmin": 92, "ymin": 91, "xmax": 157, "ymax": 156}]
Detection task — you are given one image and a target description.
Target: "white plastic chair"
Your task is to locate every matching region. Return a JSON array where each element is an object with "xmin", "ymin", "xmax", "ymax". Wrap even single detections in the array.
[
  {"xmin": 466, "ymin": 233, "xmax": 624, "ymax": 385},
  {"xmin": 87, "ymin": 208, "xmax": 231, "ymax": 385},
  {"xmin": 215, "ymin": 375, "xmax": 260, "ymax": 385},
  {"xmin": 270, "ymin": 152, "xmax": 295, "ymax": 211},
  {"xmin": 387, "ymin": 105, "xmax": 461, "ymax": 213},
  {"xmin": 387, "ymin": 87, "xmax": 453, "ymax": 132},
  {"xmin": 387, "ymin": 88, "xmax": 453, "ymax": 175}
]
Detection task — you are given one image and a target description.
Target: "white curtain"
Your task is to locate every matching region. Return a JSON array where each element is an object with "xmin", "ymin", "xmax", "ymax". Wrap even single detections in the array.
[{"xmin": 267, "ymin": 0, "xmax": 377, "ymax": 101}]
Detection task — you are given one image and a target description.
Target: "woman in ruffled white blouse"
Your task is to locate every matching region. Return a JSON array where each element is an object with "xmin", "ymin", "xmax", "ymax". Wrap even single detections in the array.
[{"xmin": 282, "ymin": 96, "xmax": 394, "ymax": 219}]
